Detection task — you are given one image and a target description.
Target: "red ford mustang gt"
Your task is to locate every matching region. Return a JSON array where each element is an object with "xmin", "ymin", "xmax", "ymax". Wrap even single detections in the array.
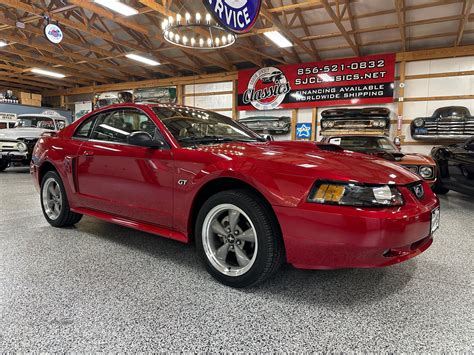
[{"xmin": 31, "ymin": 103, "xmax": 440, "ymax": 287}]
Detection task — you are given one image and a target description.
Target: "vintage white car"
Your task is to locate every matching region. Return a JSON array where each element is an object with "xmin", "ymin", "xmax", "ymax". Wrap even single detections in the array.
[{"xmin": 0, "ymin": 113, "xmax": 68, "ymax": 171}]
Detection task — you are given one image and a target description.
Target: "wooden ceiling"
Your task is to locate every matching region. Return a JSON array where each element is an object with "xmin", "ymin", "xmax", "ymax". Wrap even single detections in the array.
[{"xmin": 0, "ymin": 0, "xmax": 473, "ymax": 94}]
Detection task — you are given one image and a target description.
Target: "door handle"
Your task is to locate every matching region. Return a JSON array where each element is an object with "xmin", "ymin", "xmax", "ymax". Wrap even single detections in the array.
[{"xmin": 83, "ymin": 150, "xmax": 94, "ymax": 157}]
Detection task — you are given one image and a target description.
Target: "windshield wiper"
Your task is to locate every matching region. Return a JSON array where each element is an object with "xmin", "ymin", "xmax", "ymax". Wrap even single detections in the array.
[{"xmin": 177, "ymin": 136, "xmax": 260, "ymax": 145}]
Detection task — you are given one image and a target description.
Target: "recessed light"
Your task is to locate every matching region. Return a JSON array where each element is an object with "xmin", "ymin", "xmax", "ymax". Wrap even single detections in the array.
[
  {"xmin": 125, "ymin": 53, "xmax": 160, "ymax": 66},
  {"xmin": 264, "ymin": 31, "xmax": 293, "ymax": 48},
  {"xmin": 31, "ymin": 68, "xmax": 66, "ymax": 78},
  {"xmin": 0, "ymin": 40, "xmax": 7, "ymax": 47},
  {"xmin": 94, "ymin": 0, "xmax": 138, "ymax": 17}
]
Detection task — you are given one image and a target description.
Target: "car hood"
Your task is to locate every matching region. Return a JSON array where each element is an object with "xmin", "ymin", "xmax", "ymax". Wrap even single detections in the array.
[
  {"xmin": 0, "ymin": 127, "xmax": 49, "ymax": 140},
  {"xmin": 197, "ymin": 141, "xmax": 420, "ymax": 185},
  {"xmin": 400, "ymin": 153, "xmax": 435, "ymax": 166}
]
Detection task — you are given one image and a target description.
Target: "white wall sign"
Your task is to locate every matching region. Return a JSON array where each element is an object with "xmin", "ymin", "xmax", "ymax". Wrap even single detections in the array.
[{"xmin": 0, "ymin": 112, "xmax": 17, "ymax": 121}]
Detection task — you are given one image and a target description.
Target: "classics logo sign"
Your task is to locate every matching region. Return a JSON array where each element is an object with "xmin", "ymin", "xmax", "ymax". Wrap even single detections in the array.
[
  {"xmin": 44, "ymin": 23, "xmax": 63, "ymax": 44},
  {"xmin": 204, "ymin": 0, "xmax": 261, "ymax": 33},
  {"xmin": 238, "ymin": 53, "xmax": 396, "ymax": 110},
  {"xmin": 242, "ymin": 67, "xmax": 291, "ymax": 110}
]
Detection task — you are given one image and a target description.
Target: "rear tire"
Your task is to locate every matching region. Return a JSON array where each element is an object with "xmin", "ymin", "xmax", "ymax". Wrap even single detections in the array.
[
  {"xmin": 40, "ymin": 171, "xmax": 83, "ymax": 227},
  {"xmin": 0, "ymin": 159, "xmax": 8, "ymax": 172},
  {"xmin": 195, "ymin": 189, "xmax": 284, "ymax": 288}
]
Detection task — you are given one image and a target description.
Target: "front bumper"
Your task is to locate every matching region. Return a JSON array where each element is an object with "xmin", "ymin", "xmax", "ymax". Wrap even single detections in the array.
[
  {"xmin": 0, "ymin": 151, "xmax": 30, "ymax": 163},
  {"xmin": 275, "ymin": 183, "xmax": 439, "ymax": 269},
  {"xmin": 411, "ymin": 133, "xmax": 472, "ymax": 141}
]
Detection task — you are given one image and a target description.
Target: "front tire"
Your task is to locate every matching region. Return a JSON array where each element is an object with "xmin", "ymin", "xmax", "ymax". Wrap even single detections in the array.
[
  {"xmin": 195, "ymin": 190, "xmax": 284, "ymax": 288},
  {"xmin": 0, "ymin": 159, "xmax": 8, "ymax": 172},
  {"xmin": 40, "ymin": 171, "xmax": 83, "ymax": 227},
  {"xmin": 432, "ymin": 180, "xmax": 449, "ymax": 195}
]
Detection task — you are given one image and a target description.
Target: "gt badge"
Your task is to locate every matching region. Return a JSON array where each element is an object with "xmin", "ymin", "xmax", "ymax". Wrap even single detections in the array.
[{"xmin": 178, "ymin": 179, "xmax": 188, "ymax": 186}]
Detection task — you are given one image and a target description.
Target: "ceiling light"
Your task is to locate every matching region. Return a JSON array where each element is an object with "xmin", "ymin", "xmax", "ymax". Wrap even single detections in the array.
[
  {"xmin": 94, "ymin": 0, "xmax": 138, "ymax": 16},
  {"xmin": 31, "ymin": 68, "xmax": 65, "ymax": 78},
  {"xmin": 0, "ymin": 40, "xmax": 7, "ymax": 47},
  {"xmin": 264, "ymin": 31, "xmax": 293, "ymax": 48},
  {"xmin": 125, "ymin": 53, "xmax": 160, "ymax": 66}
]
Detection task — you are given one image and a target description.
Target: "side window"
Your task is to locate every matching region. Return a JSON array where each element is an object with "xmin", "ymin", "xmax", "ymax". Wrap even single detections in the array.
[
  {"xmin": 74, "ymin": 116, "xmax": 97, "ymax": 138},
  {"xmin": 90, "ymin": 109, "xmax": 163, "ymax": 144}
]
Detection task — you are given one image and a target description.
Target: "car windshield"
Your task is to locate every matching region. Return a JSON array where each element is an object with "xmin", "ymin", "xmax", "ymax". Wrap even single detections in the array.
[
  {"xmin": 15, "ymin": 117, "xmax": 65, "ymax": 130},
  {"xmin": 329, "ymin": 136, "xmax": 398, "ymax": 153},
  {"xmin": 153, "ymin": 106, "xmax": 263, "ymax": 147}
]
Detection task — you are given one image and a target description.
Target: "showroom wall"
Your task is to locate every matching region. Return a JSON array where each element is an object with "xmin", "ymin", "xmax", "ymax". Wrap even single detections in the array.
[{"xmin": 180, "ymin": 55, "xmax": 474, "ymax": 154}]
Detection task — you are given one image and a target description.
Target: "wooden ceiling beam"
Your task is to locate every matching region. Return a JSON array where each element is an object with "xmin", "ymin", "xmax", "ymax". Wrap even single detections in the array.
[
  {"xmin": 455, "ymin": 0, "xmax": 473, "ymax": 46},
  {"xmin": 260, "ymin": 3, "xmax": 320, "ymax": 60},
  {"xmin": 72, "ymin": 0, "xmax": 230, "ymax": 71},
  {"xmin": 0, "ymin": 0, "xmax": 185, "ymax": 76},
  {"xmin": 395, "ymin": 0, "xmax": 407, "ymax": 51},
  {"xmin": 0, "ymin": 31, "xmax": 128, "ymax": 82},
  {"xmin": 0, "ymin": 45, "xmax": 108, "ymax": 84},
  {"xmin": 0, "ymin": 72, "xmax": 58, "ymax": 89},
  {"xmin": 321, "ymin": 0, "xmax": 359, "ymax": 56},
  {"xmin": 0, "ymin": 80, "xmax": 43, "ymax": 92}
]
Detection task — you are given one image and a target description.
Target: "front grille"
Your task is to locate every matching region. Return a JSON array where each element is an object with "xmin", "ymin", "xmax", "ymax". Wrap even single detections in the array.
[
  {"xmin": 0, "ymin": 141, "xmax": 19, "ymax": 152},
  {"xmin": 423, "ymin": 119, "xmax": 474, "ymax": 136}
]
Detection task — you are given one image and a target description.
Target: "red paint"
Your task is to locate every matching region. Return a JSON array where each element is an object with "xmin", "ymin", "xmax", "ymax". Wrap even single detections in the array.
[
  {"xmin": 238, "ymin": 53, "xmax": 396, "ymax": 110},
  {"xmin": 31, "ymin": 103, "xmax": 439, "ymax": 270}
]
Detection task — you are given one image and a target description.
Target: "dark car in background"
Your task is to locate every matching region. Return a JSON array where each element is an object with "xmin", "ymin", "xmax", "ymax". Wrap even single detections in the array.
[
  {"xmin": 430, "ymin": 137, "xmax": 474, "ymax": 196},
  {"xmin": 320, "ymin": 107, "xmax": 390, "ymax": 134},
  {"xmin": 411, "ymin": 106, "xmax": 474, "ymax": 141},
  {"xmin": 321, "ymin": 135, "xmax": 437, "ymax": 187},
  {"xmin": 239, "ymin": 116, "xmax": 291, "ymax": 135}
]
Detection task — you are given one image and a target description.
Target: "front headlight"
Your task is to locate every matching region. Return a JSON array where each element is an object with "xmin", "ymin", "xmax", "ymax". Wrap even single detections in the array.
[
  {"xmin": 16, "ymin": 141, "xmax": 28, "ymax": 152},
  {"xmin": 378, "ymin": 120, "xmax": 386, "ymax": 128},
  {"xmin": 413, "ymin": 118, "xmax": 425, "ymax": 127},
  {"xmin": 308, "ymin": 181, "xmax": 404, "ymax": 207},
  {"xmin": 419, "ymin": 166, "xmax": 434, "ymax": 179},
  {"xmin": 372, "ymin": 120, "xmax": 380, "ymax": 127},
  {"xmin": 322, "ymin": 121, "xmax": 329, "ymax": 128},
  {"xmin": 327, "ymin": 120, "xmax": 335, "ymax": 128}
]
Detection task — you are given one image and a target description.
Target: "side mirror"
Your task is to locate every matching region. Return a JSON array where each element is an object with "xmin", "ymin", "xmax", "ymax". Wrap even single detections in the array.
[
  {"xmin": 127, "ymin": 131, "xmax": 165, "ymax": 148},
  {"xmin": 262, "ymin": 134, "xmax": 274, "ymax": 141}
]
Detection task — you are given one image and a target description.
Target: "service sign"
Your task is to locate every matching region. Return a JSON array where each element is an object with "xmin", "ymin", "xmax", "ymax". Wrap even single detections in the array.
[
  {"xmin": 238, "ymin": 53, "xmax": 396, "ymax": 111},
  {"xmin": 44, "ymin": 23, "xmax": 63, "ymax": 44},
  {"xmin": 204, "ymin": 0, "xmax": 261, "ymax": 33}
]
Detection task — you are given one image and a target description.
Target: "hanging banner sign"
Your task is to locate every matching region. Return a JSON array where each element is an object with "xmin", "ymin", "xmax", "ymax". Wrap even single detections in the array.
[
  {"xmin": 44, "ymin": 23, "xmax": 63, "ymax": 44},
  {"xmin": 238, "ymin": 53, "xmax": 396, "ymax": 111},
  {"xmin": 204, "ymin": 0, "xmax": 262, "ymax": 33}
]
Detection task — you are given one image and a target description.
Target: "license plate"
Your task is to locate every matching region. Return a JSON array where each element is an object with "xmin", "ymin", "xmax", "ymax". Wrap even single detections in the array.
[
  {"xmin": 431, "ymin": 207, "xmax": 440, "ymax": 234},
  {"xmin": 415, "ymin": 128, "xmax": 428, "ymax": 134}
]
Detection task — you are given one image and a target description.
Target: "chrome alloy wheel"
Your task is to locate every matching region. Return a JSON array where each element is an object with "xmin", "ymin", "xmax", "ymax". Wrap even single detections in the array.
[
  {"xmin": 202, "ymin": 204, "xmax": 258, "ymax": 277},
  {"xmin": 42, "ymin": 177, "xmax": 62, "ymax": 220}
]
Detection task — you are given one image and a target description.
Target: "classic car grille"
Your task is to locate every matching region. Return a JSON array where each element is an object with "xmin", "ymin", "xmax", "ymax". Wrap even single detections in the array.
[
  {"xmin": 0, "ymin": 141, "xmax": 19, "ymax": 152},
  {"xmin": 423, "ymin": 119, "xmax": 474, "ymax": 136}
]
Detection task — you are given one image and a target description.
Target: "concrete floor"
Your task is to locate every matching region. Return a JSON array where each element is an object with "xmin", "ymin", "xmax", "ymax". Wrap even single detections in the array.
[{"xmin": 1, "ymin": 167, "xmax": 473, "ymax": 352}]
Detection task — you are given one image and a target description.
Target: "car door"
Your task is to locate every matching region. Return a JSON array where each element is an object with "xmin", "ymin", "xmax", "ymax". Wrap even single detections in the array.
[
  {"xmin": 447, "ymin": 139, "xmax": 474, "ymax": 193},
  {"xmin": 74, "ymin": 108, "xmax": 174, "ymax": 228}
]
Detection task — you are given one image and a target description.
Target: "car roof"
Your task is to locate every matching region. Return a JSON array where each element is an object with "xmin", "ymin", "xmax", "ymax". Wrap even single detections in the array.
[{"xmin": 18, "ymin": 114, "xmax": 66, "ymax": 119}]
